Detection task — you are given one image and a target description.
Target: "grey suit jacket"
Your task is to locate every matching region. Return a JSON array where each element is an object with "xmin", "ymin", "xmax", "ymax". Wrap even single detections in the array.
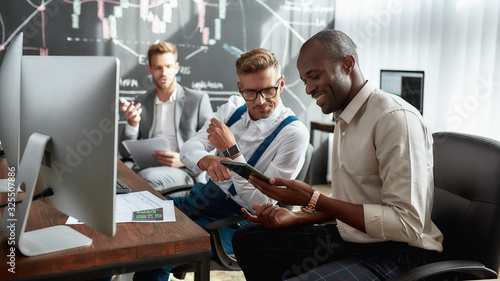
[{"xmin": 119, "ymin": 85, "xmax": 213, "ymax": 159}]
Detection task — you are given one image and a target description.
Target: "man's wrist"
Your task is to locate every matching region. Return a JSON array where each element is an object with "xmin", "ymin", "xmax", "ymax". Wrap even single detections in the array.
[
  {"xmin": 223, "ymin": 143, "xmax": 240, "ymax": 157},
  {"xmin": 301, "ymin": 190, "xmax": 320, "ymax": 215},
  {"xmin": 124, "ymin": 122, "xmax": 139, "ymax": 138}
]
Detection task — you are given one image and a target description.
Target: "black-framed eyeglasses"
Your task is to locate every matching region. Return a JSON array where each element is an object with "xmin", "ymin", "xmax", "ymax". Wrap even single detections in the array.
[{"xmin": 239, "ymin": 77, "xmax": 282, "ymax": 101}]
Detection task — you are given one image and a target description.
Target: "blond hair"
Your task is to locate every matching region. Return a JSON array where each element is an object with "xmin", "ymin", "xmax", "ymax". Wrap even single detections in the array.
[{"xmin": 235, "ymin": 48, "xmax": 281, "ymax": 76}]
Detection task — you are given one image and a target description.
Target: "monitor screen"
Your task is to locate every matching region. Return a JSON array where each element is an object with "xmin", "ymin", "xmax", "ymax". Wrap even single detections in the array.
[
  {"xmin": 380, "ymin": 70, "xmax": 424, "ymax": 114},
  {"xmin": 0, "ymin": 33, "xmax": 119, "ymax": 256}
]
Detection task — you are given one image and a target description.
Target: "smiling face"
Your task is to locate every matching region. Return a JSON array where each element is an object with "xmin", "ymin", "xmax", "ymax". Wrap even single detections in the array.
[
  {"xmin": 297, "ymin": 40, "xmax": 353, "ymax": 114},
  {"xmin": 238, "ymin": 67, "xmax": 283, "ymax": 120}
]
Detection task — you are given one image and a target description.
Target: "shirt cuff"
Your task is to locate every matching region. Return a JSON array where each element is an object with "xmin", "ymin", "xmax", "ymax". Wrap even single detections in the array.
[
  {"xmin": 125, "ymin": 123, "xmax": 139, "ymax": 139},
  {"xmin": 192, "ymin": 149, "xmax": 212, "ymax": 173},
  {"xmin": 363, "ymin": 204, "xmax": 385, "ymax": 239},
  {"xmin": 231, "ymin": 154, "xmax": 246, "ymax": 163}
]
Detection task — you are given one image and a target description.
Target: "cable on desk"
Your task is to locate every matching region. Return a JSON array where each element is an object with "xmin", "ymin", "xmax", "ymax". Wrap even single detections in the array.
[{"xmin": 0, "ymin": 187, "xmax": 54, "ymax": 208}]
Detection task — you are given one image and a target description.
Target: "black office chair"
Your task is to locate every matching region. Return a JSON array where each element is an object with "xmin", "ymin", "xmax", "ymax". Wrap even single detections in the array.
[
  {"xmin": 170, "ymin": 143, "xmax": 314, "ymax": 279},
  {"xmin": 389, "ymin": 132, "xmax": 500, "ymax": 280}
]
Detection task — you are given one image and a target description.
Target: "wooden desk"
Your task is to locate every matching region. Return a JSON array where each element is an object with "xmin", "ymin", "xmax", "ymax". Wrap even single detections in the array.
[{"xmin": 0, "ymin": 160, "xmax": 211, "ymax": 281}]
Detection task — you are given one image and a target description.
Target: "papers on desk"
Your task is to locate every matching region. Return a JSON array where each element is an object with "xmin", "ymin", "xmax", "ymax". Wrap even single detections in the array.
[
  {"xmin": 66, "ymin": 191, "xmax": 176, "ymax": 224},
  {"xmin": 122, "ymin": 138, "xmax": 170, "ymax": 169}
]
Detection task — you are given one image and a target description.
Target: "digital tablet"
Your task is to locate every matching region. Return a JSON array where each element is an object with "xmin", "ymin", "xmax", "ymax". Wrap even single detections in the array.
[{"xmin": 220, "ymin": 160, "xmax": 270, "ymax": 182}]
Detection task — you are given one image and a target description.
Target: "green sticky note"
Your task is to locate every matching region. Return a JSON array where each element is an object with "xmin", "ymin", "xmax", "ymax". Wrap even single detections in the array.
[{"xmin": 132, "ymin": 208, "xmax": 164, "ymax": 221}]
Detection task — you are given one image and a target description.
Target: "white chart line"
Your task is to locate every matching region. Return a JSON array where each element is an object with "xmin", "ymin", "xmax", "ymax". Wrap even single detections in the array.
[
  {"xmin": 185, "ymin": 46, "xmax": 209, "ymax": 60},
  {"xmin": 1, "ymin": 0, "xmax": 54, "ymax": 47},
  {"xmin": 255, "ymin": 0, "xmax": 306, "ymax": 43}
]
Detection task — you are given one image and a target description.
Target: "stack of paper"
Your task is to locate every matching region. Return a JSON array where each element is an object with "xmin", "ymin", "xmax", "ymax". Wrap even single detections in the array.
[{"xmin": 66, "ymin": 191, "xmax": 176, "ymax": 224}]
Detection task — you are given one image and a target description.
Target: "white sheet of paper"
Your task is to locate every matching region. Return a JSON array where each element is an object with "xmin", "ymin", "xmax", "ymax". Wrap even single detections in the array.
[
  {"xmin": 66, "ymin": 191, "xmax": 176, "ymax": 224},
  {"xmin": 122, "ymin": 138, "xmax": 170, "ymax": 169}
]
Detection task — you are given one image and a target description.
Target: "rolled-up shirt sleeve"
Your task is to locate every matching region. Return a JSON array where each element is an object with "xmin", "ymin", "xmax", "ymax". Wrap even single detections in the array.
[
  {"xmin": 363, "ymin": 110, "xmax": 436, "ymax": 247},
  {"xmin": 180, "ymin": 116, "xmax": 215, "ymax": 175}
]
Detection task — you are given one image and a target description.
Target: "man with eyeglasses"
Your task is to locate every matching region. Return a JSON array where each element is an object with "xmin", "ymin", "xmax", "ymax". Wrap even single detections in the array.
[{"xmin": 132, "ymin": 48, "xmax": 310, "ymax": 281}]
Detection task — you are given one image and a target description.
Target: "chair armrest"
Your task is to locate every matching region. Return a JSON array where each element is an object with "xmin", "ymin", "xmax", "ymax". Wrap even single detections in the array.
[
  {"xmin": 160, "ymin": 184, "xmax": 193, "ymax": 196},
  {"xmin": 204, "ymin": 214, "xmax": 249, "ymax": 270},
  {"xmin": 388, "ymin": 260, "xmax": 497, "ymax": 281},
  {"xmin": 204, "ymin": 214, "xmax": 248, "ymax": 231}
]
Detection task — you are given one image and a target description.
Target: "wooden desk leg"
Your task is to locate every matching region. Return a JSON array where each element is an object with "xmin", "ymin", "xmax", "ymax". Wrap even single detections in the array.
[{"xmin": 194, "ymin": 250, "xmax": 210, "ymax": 281}]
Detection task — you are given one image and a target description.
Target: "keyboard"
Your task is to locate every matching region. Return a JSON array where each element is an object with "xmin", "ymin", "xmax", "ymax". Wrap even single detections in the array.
[{"xmin": 116, "ymin": 180, "xmax": 132, "ymax": 194}]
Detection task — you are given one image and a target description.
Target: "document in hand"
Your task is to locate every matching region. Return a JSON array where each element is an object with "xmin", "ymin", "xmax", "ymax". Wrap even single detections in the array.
[{"xmin": 122, "ymin": 138, "xmax": 170, "ymax": 169}]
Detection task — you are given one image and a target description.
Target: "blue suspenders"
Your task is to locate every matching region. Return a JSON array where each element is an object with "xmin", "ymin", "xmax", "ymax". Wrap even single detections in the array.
[
  {"xmin": 226, "ymin": 104, "xmax": 248, "ymax": 127},
  {"xmin": 225, "ymin": 104, "xmax": 299, "ymax": 196}
]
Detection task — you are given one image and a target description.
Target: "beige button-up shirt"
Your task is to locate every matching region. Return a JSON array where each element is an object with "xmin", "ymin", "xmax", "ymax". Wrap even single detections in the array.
[{"xmin": 331, "ymin": 81, "xmax": 443, "ymax": 252}]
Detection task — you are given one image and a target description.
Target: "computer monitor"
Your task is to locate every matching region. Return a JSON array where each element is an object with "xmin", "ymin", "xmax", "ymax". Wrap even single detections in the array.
[
  {"xmin": 0, "ymin": 33, "xmax": 119, "ymax": 256},
  {"xmin": 380, "ymin": 70, "xmax": 424, "ymax": 114},
  {"xmin": 0, "ymin": 32, "xmax": 22, "ymax": 173}
]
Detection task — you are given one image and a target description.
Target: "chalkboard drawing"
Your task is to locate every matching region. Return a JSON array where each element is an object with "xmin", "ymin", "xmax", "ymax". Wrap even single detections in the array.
[{"xmin": 0, "ymin": 0, "xmax": 335, "ymax": 123}]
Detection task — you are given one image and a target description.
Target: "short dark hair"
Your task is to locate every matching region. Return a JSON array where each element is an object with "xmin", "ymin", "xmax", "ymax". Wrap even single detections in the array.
[
  {"xmin": 303, "ymin": 29, "xmax": 359, "ymax": 63},
  {"xmin": 235, "ymin": 48, "xmax": 281, "ymax": 77},
  {"xmin": 148, "ymin": 42, "xmax": 177, "ymax": 65}
]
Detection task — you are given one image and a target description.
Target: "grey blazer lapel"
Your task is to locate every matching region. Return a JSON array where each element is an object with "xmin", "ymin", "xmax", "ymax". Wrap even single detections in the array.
[
  {"xmin": 175, "ymin": 86, "xmax": 186, "ymax": 146},
  {"xmin": 140, "ymin": 90, "xmax": 156, "ymax": 139}
]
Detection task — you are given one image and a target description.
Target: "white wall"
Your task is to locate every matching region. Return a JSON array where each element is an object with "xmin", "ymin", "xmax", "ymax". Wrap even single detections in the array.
[{"xmin": 333, "ymin": 0, "xmax": 500, "ymax": 141}]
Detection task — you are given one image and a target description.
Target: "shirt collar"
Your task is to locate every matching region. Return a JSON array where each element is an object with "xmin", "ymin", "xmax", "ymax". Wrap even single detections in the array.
[
  {"xmin": 155, "ymin": 87, "xmax": 177, "ymax": 104},
  {"xmin": 242, "ymin": 99, "xmax": 285, "ymax": 131},
  {"xmin": 335, "ymin": 80, "xmax": 376, "ymax": 124}
]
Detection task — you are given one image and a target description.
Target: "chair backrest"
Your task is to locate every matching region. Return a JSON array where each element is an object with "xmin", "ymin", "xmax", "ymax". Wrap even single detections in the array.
[
  {"xmin": 278, "ymin": 143, "xmax": 313, "ymax": 211},
  {"xmin": 296, "ymin": 143, "xmax": 314, "ymax": 182},
  {"xmin": 432, "ymin": 132, "xmax": 500, "ymax": 272}
]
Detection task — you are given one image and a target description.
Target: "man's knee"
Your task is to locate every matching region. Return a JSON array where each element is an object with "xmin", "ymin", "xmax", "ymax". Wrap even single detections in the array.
[
  {"xmin": 232, "ymin": 223, "xmax": 263, "ymax": 251},
  {"xmin": 138, "ymin": 167, "xmax": 195, "ymax": 192}
]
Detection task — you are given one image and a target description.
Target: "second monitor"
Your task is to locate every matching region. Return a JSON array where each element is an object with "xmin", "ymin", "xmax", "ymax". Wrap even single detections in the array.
[{"xmin": 380, "ymin": 69, "xmax": 424, "ymax": 115}]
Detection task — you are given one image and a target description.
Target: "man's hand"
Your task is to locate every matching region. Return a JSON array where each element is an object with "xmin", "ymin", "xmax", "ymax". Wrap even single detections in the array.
[
  {"xmin": 242, "ymin": 203, "xmax": 298, "ymax": 229},
  {"xmin": 119, "ymin": 97, "xmax": 142, "ymax": 127},
  {"xmin": 248, "ymin": 176, "xmax": 314, "ymax": 206},
  {"xmin": 197, "ymin": 155, "xmax": 232, "ymax": 182},
  {"xmin": 153, "ymin": 151, "xmax": 184, "ymax": 168},
  {"xmin": 250, "ymin": 176, "xmax": 366, "ymax": 232},
  {"xmin": 206, "ymin": 118, "xmax": 240, "ymax": 157}
]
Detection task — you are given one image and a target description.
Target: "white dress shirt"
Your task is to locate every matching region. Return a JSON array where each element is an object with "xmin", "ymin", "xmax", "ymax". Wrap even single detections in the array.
[
  {"xmin": 125, "ymin": 88, "xmax": 180, "ymax": 152},
  {"xmin": 180, "ymin": 95, "xmax": 309, "ymax": 211},
  {"xmin": 330, "ymin": 81, "xmax": 443, "ymax": 252}
]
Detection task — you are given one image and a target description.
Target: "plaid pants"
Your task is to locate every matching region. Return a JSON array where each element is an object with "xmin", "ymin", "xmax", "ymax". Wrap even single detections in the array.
[{"xmin": 233, "ymin": 223, "xmax": 437, "ymax": 281}]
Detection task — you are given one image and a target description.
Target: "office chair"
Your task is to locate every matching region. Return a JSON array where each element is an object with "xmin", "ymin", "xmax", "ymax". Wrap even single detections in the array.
[
  {"xmin": 389, "ymin": 132, "xmax": 500, "ymax": 280},
  {"xmin": 169, "ymin": 143, "xmax": 314, "ymax": 278}
]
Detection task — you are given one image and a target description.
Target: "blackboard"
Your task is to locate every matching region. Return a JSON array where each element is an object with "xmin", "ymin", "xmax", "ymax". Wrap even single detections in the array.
[{"xmin": 0, "ymin": 0, "xmax": 335, "ymax": 121}]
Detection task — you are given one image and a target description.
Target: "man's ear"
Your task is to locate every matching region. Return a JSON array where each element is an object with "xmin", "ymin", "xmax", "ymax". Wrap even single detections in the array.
[
  {"xmin": 174, "ymin": 62, "xmax": 180, "ymax": 75},
  {"xmin": 342, "ymin": 55, "xmax": 356, "ymax": 74}
]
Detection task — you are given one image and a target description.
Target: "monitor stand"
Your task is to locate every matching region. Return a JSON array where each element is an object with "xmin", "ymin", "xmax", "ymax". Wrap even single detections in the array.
[{"xmin": 0, "ymin": 132, "xmax": 92, "ymax": 256}]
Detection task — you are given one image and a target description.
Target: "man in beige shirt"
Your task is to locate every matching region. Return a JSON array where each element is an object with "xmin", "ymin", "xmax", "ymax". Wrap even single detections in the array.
[{"xmin": 232, "ymin": 30, "xmax": 443, "ymax": 281}]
